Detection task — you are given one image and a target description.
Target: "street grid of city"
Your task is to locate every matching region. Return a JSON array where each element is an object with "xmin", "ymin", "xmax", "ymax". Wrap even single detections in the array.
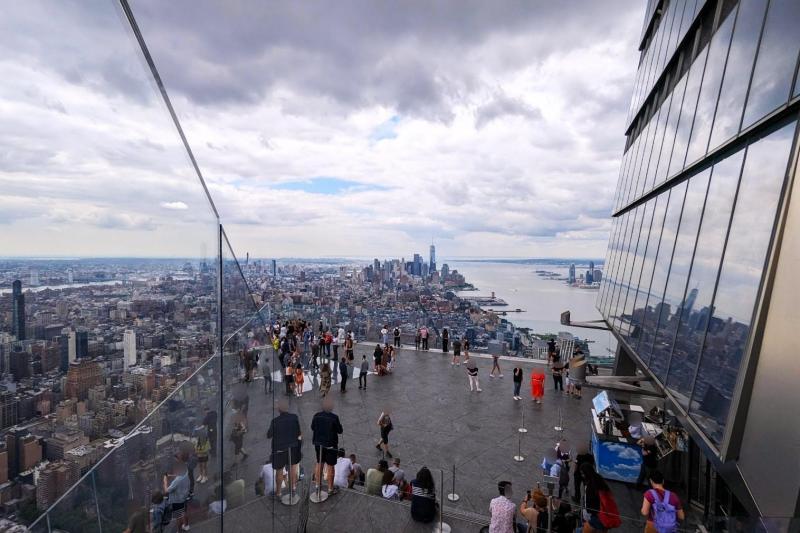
[{"xmin": 0, "ymin": 253, "xmax": 610, "ymax": 530}]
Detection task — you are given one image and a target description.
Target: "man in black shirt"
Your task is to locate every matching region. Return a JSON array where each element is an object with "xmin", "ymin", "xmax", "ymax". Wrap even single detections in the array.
[
  {"xmin": 311, "ymin": 398, "xmax": 344, "ymax": 493},
  {"xmin": 267, "ymin": 401, "xmax": 302, "ymax": 498},
  {"xmin": 637, "ymin": 436, "xmax": 659, "ymax": 488}
]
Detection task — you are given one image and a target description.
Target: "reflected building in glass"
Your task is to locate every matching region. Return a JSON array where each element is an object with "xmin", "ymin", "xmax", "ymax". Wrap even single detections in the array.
[{"xmin": 600, "ymin": 0, "xmax": 800, "ymax": 522}]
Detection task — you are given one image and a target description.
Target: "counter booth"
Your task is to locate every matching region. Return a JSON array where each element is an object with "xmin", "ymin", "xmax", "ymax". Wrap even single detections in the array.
[{"xmin": 590, "ymin": 391, "xmax": 687, "ymax": 483}]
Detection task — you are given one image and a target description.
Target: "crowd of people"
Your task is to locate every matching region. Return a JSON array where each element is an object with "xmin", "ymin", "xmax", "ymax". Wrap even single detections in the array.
[{"xmin": 124, "ymin": 319, "xmax": 682, "ymax": 533}]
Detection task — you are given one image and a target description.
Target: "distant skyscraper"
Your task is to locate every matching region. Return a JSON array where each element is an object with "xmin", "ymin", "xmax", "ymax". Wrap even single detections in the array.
[
  {"xmin": 29, "ymin": 269, "xmax": 39, "ymax": 286},
  {"xmin": 11, "ymin": 280, "xmax": 25, "ymax": 341},
  {"xmin": 429, "ymin": 244, "xmax": 436, "ymax": 273},
  {"xmin": 568, "ymin": 264, "xmax": 576, "ymax": 284},
  {"xmin": 123, "ymin": 330, "xmax": 136, "ymax": 371},
  {"xmin": 593, "ymin": 269, "xmax": 602, "ymax": 283},
  {"xmin": 589, "ymin": 260, "xmax": 595, "ymax": 272},
  {"xmin": 67, "ymin": 331, "xmax": 77, "ymax": 365},
  {"xmin": 66, "ymin": 269, "xmax": 74, "ymax": 284},
  {"xmin": 75, "ymin": 331, "xmax": 89, "ymax": 359},
  {"xmin": 441, "ymin": 263, "xmax": 450, "ymax": 279},
  {"xmin": 271, "ymin": 259, "xmax": 277, "ymax": 278},
  {"xmin": 585, "ymin": 270, "xmax": 593, "ymax": 284}
]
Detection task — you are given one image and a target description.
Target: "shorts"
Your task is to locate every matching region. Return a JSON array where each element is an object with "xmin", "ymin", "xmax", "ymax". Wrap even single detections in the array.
[
  {"xmin": 286, "ymin": 374, "xmax": 294, "ymax": 383},
  {"xmin": 272, "ymin": 445, "xmax": 302, "ymax": 469},
  {"xmin": 380, "ymin": 427, "xmax": 391, "ymax": 444},
  {"xmin": 315, "ymin": 446, "xmax": 339, "ymax": 466},
  {"xmin": 171, "ymin": 501, "xmax": 187, "ymax": 518}
]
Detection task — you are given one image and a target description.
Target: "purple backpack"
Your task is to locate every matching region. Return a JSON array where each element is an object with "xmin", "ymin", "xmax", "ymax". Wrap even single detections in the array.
[{"xmin": 649, "ymin": 489, "xmax": 678, "ymax": 533}]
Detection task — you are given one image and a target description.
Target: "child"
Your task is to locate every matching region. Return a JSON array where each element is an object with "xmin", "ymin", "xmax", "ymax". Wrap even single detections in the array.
[
  {"xmin": 195, "ymin": 433, "xmax": 211, "ymax": 483},
  {"xmin": 294, "ymin": 363, "xmax": 304, "ymax": 397}
]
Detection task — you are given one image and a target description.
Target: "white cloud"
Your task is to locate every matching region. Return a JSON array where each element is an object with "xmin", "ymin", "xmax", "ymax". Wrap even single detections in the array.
[{"xmin": 0, "ymin": 1, "xmax": 644, "ymax": 259}]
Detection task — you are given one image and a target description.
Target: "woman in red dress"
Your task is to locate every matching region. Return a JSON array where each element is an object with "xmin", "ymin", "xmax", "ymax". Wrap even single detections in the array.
[{"xmin": 531, "ymin": 369, "xmax": 545, "ymax": 404}]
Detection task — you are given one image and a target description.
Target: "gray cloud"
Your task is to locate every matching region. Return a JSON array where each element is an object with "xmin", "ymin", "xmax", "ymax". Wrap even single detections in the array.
[{"xmin": 475, "ymin": 93, "xmax": 542, "ymax": 129}]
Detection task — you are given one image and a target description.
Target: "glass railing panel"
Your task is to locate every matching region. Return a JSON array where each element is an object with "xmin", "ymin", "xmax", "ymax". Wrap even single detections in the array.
[
  {"xmin": 1, "ymin": 2, "xmax": 221, "ymax": 530},
  {"xmin": 30, "ymin": 356, "xmax": 222, "ymax": 532}
]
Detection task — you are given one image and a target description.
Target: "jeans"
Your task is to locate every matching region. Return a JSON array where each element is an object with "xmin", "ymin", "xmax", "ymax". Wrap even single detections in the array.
[
  {"xmin": 359, "ymin": 371, "xmax": 367, "ymax": 388},
  {"xmin": 554, "ymin": 374, "xmax": 563, "ymax": 391},
  {"xmin": 513, "ymin": 381, "xmax": 521, "ymax": 396},
  {"xmin": 394, "ymin": 337, "xmax": 400, "ymax": 347},
  {"xmin": 422, "ymin": 338, "xmax": 428, "ymax": 350},
  {"xmin": 340, "ymin": 373, "xmax": 348, "ymax": 392}
]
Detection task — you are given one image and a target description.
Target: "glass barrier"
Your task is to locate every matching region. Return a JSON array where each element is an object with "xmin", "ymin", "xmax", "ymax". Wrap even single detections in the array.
[{"xmin": 29, "ymin": 355, "xmax": 222, "ymax": 532}]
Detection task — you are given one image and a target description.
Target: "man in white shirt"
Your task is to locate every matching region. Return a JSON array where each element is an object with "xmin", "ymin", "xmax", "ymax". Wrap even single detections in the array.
[
  {"xmin": 333, "ymin": 448, "xmax": 353, "ymax": 489},
  {"xmin": 389, "ymin": 458, "xmax": 405, "ymax": 484}
]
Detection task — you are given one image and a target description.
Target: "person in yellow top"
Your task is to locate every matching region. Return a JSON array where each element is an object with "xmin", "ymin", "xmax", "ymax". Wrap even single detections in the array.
[{"xmin": 195, "ymin": 433, "xmax": 211, "ymax": 483}]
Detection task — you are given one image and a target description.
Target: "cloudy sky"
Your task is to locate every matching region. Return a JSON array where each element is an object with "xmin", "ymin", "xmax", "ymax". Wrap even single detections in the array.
[{"xmin": 0, "ymin": 1, "xmax": 644, "ymax": 260}]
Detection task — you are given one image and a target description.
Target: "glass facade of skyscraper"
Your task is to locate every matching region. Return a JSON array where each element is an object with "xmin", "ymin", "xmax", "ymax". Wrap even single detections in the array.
[{"xmin": 599, "ymin": 0, "xmax": 800, "ymax": 520}]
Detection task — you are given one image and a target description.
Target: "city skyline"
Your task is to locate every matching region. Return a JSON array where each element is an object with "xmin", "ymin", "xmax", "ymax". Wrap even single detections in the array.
[{"xmin": 0, "ymin": 1, "xmax": 643, "ymax": 259}]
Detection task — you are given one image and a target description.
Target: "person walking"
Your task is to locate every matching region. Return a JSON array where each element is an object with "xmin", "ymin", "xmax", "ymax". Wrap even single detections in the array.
[
  {"xmin": 531, "ymin": 368, "xmax": 545, "ymax": 404},
  {"xmin": 332, "ymin": 331, "xmax": 339, "ymax": 362},
  {"xmin": 441, "ymin": 328, "xmax": 449, "ymax": 353},
  {"xmin": 339, "ymin": 355, "xmax": 349, "ymax": 393},
  {"xmin": 641, "ymin": 470, "xmax": 684, "ymax": 533},
  {"xmin": 581, "ymin": 462, "xmax": 621, "ymax": 532},
  {"xmin": 311, "ymin": 398, "xmax": 344, "ymax": 495},
  {"xmin": 359, "ymin": 355, "xmax": 369, "ymax": 390},
  {"xmin": 260, "ymin": 354, "xmax": 272, "ymax": 394},
  {"xmin": 319, "ymin": 362, "xmax": 332, "ymax": 397},
  {"xmin": 466, "ymin": 359, "xmax": 482, "ymax": 392},
  {"xmin": 393, "ymin": 326, "xmax": 401, "ymax": 348},
  {"xmin": 376, "ymin": 410, "xmax": 393, "ymax": 458},
  {"xmin": 489, "ymin": 352, "xmax": 503, "ymax": 378},
  {"xmin": 420, "ymin": 326, "xmax": 429, "ymax": 350},
  {"xmin": 512, "ymin": 366, "xmax": 523, "ymax": 400},
  {"xmin": 451, "ymin": 337, "xmax": 461, "ymax": 366}
]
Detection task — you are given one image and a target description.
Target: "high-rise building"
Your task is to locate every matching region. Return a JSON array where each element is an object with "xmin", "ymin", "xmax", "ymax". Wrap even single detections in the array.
[
  {"xmin": 568, "ymin": 264, "xmax": 576, "ymax": 284},
  {"xmin": 36, "ymin": 461, "xmax": 79, "ymax": 510},
  {"xmin": 67, "ymin": 330, "xmax": 77, "ymax": 364},
  {"xmin": 75, "ymin": 330, "xmax": 89, "ymax": 359},
  {"xmin": 66, "ymin": 268, "xmax": 74, "ymax": 284},
  {"xmin": 29, "ymin": 269, "xmax": 39, "ymax": 286},
  {"xmin": 11, "ymin": 280, "xmax": 25, "ymax": 341},
  {"xmin": 65, "ymin": 360, "xmax": 103, "ymax": 401},
  {"xmin": 599, "ymin": 0, "xmax": 800, "ymax": 521},
  {"xmin": 123, "ymin": 329, "xmax": 136, "ymax": 371},
  {"xmin": 429, "ymin": 243, "xmax": 436, "ymax": 273},
  {"xmin": 271, "ymin": 259, "xmax": 277, "ymax": 278}
]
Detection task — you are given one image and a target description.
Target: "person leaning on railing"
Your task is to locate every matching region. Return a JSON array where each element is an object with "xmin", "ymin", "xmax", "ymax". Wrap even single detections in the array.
[{"xmin": 409, "ymin": 466, "xmax": 437, "ymax": 524}]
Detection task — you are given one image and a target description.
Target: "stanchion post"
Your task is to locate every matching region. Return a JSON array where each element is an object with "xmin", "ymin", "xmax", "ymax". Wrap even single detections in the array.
[
  {"xmin": 446, "ymin": 464, "xmax": 459, "ymax": 502},
  {"xmin": 513, "ymin": 432, "xmax": 524, "ymax": 462},
  {"xmin": 518, "ymin": 407, "xmax": 528, "ymax": 434}
]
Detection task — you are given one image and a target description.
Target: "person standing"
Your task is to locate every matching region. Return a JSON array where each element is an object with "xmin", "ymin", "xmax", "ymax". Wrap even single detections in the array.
[
  {"xmin": 381, "ymin": 325, "xmax": 389, "ymax": 345},
  {"xmin": 415, "ymin": 329, "xmax": 421, "ymax": 350},
  {"xmin": 531, "ymin": 368, "xmax": 545, "ymax": 404},
  {"xmin": 294, "ymin": 363, "xmax": 305, "ymax": 397},
  {"xmin": 202, "ymin": 407, "xmax": 218, "ymax": 458},
  {"xmin": 393, "ymin": 326, "xmax": 401, "ymax": 348},
  {"xmin": 489, "ymin": 481, "xmax": 525, "ymax": 533},
  {"xmin": 637, "ymin": 436, "xmax": 660, "ymax": 488},
  {"xmin": 641, "ymin": 470, "xmax": 684, "ymax": 533},
  {"xmin": 462, "ymin": 337, "xmax": 470, "ymax": 361},
  {"xmin": 319, "ymin": 362, "xmax": 332, "ymax": 397},
  {"xmin": 260, "ymin": 354, "xmax": 272, "ymax": 394},
  {"xmin": 345, "ymin": 332, "xmax": 354, "ymax": 362},
  {"xmin": 512, "ymin": 366, "xmax": 523, "ymax": 400},
  {"xmin": 164, "ymin": 464, "xmax": 191, "ymax": 532},
  {"xmin": 311, "ymin": 398, "xmax": 344, "ymax": 494},
  {"xmin": 376, "ymin": 410, "xmax": 393, "ymax": 458},
  {"xmin": 573, "ymin": 443, "xmax": 595, "ymax": 503},
  {"xmin": 451, "ymin": 337, "xmax": 462, "ymax": 366},
  {"xmin": 332, "ymin": 331, "xmax": 339, "ymax": 362},
  {"xmin": 550, "ymin": 351, "xmax": 564, "ymax": 392},
  {"xmin": 359, "ymin": 355, "xmax": 369, "ymax": 390},
  {"xmin": 442, "ymin": 328, "xmax": 449, "ymax": 353},
  {"xmin": 466, "ymin": 359, "xmax": 482, "ymax": 392},
  {"xmin": 267, "ymin": 401, "xmax": 302, "ymax": 499},
  {"xmin": 580, "ymin": 462, "xmax": 620, "ymax": 532},
  {"xmin": 373, "ymin": 344, "xmax": 383, "ymax": 373},
  {"xmin": 339, "ymin": 355, "xmax": 349, "ymax": 393},
  {"xmin": 420, "ymin": 326, "xmax": 429, "ymax": 350}
]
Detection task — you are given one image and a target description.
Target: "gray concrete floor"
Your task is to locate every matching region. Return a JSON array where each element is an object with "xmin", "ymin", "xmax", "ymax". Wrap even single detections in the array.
[{"xmin": 199, "ymin": 345, "xmax": 654, "ymax": 532}]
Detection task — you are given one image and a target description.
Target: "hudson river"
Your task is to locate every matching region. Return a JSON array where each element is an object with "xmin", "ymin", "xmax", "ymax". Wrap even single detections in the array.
[{"xmin": 450, "ymin": 260, "xmax": 617, "ymax": 358}]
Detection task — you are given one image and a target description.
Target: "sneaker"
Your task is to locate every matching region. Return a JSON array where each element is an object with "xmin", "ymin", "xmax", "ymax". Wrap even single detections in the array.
[
  {"xmin": 451, "ymin": 362, "xmax": 454, "ymax": 366},
  {"xmin": 477, "ymin": 388, "xmax": 483, "ymax": 392},
  {"xmin": 498, "ymin": 374, "xmax": 504, "ymax": 378},
  {"xmin": 181, "ymin": 525, "xmax": 191, "ymax": 531},
  {"xmin": 489, "ymin": 374, "xmax": 495, "ymax": 378}
]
